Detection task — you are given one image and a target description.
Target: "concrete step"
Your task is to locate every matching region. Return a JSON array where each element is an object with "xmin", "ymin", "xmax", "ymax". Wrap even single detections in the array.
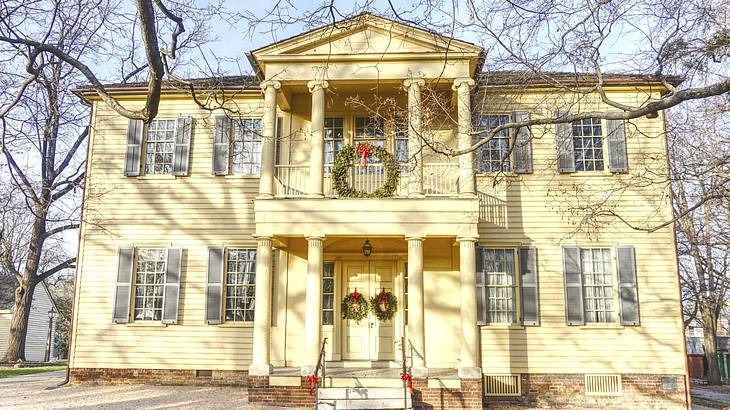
[{"xmin": 317, "ymin": 387, "xmax": 412, "ymax": 409}]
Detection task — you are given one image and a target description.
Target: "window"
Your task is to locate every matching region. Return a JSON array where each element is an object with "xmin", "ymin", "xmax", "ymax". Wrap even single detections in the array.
[
  {"xmin": 322, "ymin": 262, "xmax": 335, "ymax": 325},
  {"xmin": 572, "ymin": 118, "xmax": 604, "ymax": 171},
  {"xmin": 481, "ymin": 248, "xmax": 517, "ymax": 324},
  {"xmin": 225, "ymin": 248, "xmax": 257, "ymax": 322},
  {"xmin": 133, "ymin": 249, "xmax": 167, "ymax": 321},
  {"xmin": 478, "ymin": 115, "xmax": 511, "ymax": 172},
  {"xmin": 232, "ymin": 118, "xmax": 262, "ymax": 174},
  {"xmin": 324, "ymin": 118, "xmax": 344, "ymax": 172},
  {"xmin": 394, "ymin": 117, "xmax": 409, "ymax": 171},
  {"xmin": 580, "ymin": 248, "xmax": 614, "ymax": 323},
  {"xmin": 144, "ymin": 120, "xmax": 176, "ymax": 175},
  {"xmin": 403, "ymin": 262, "xmax": 408, "ymax": 325}
]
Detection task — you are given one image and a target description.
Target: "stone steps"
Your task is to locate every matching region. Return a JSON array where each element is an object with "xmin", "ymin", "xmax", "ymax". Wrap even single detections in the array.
[{"xmin": 317, "ymin": 387, "xmax": 412, "ymax": 409}]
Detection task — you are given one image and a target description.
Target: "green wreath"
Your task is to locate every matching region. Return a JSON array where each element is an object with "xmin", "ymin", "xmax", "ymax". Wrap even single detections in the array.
[
  {"xmin": 342, "ymin": 289, "xmax": 369, "ymax": 323},
  {"xmin": 370, "ymin": 289, "xmax": 398, "ymax": 321},
  {"xmin": 332, "ymin": 143, "xmax": 400, "ymax": 198}
]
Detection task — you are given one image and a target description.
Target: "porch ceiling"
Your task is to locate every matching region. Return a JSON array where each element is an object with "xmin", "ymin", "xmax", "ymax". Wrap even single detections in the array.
[{"xmin": 253, "ymin": 197, "xmax": 479, "ymax": 238}]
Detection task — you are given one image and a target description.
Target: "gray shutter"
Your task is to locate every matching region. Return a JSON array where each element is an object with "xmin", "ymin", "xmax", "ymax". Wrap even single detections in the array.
[
  {"xmin": 555, "ymin": 111, "xmax": 575, "ymax": 173},
  {"xmin": 124, "ymin": 119, "xmax": 144, "ymax": 176},
  {"xmin": 563, "ymin": 246, "xmax": 585, "ymax": 325},
  {"xmin": 112, "ymin": 247, "xmax": 134, "ymax": 324},
  {"xmin": 606, "ymin": 115, "xmax": 628, "ymax": 173},
  {"xmin": 206, "ymin": 247, "xmax": 225, "ymax": 325},
  {"xmin": 162, "ymin": 248, "xmax": 182, "ymax": 324},
  {"xmin": 173, "ymin": 116, "xmax": 193, "ymax": 176},
  {"xmin": 519, "ymin": 246, "xmax": 540, "ymax": 326},
  {"xmin": 617, "ymin": 245, "xmax": 640, "ymax": 325},
  {"xmin": 475, "ymin": 246, "xmax": 486, "ymax": 326},
  {"xmin": 512, "ymin": 111, "xmax": 533, "ymax": 174},
  {"xmin": 213, "ymin": 115, "xmax": 230, "ymax": 175}
]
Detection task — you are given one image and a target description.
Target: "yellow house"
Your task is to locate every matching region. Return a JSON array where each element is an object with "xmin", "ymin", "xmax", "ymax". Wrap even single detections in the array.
[{"xmin": 69, "ymin": 14, "xmax": 689, "ymax": 409}]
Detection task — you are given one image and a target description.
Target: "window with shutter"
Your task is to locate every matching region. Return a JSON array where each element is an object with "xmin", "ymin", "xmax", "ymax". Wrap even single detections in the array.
[
  {"xmin": 144, "ymin": 120, "xmax": 177, "ymax": 175},
  {"xmin": 133, "ymin": 248, "xmax": 167, "ymax": 321},
  {"xmin": 482, "ymin": 248, "xmax": 518, "ymax": 324},
  {"xmin": 519, "ymin": 246, "xmax": 540, "ymax": 326},
  {"xmin": 476, "ymin": 114, "xmax": 512, "ymax": 173},
  {"xmin": 205, "ymin": 247, "xmax": 225, "ymax": 324},
  {"xmin": 232, "ymin": 119, "xmax": 263, "ymax": 175},
  {"xmin": 124, "ymin": 120, "xmax": 144, "ymax": 176},
  {"xmin": 572, "ymin": 118, "xmax": 605, "ymax": 171},
  {"xmin": 224, "ymin": 248, "xmax": 257, "ymax": 322}
]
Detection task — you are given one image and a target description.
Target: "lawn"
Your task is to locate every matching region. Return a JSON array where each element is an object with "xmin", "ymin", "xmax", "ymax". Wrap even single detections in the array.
[{"xmin": 0, "ymin": 366, "xmax": 66, "ymax": 378}]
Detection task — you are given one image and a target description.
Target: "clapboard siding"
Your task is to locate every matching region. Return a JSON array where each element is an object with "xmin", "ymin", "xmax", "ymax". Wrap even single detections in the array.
[
  {"xmin": 0, "ymin": 310, "xmax": 10, "ymax": 356},
  {"xmin": 71, "ymin": 86, "xmax": 684, "ymax": 376}
]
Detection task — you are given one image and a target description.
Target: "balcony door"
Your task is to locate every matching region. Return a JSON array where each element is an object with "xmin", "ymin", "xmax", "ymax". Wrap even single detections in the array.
[{"xmin": 341, "ymin": 259, "xmax": 396, "ymax": 361}]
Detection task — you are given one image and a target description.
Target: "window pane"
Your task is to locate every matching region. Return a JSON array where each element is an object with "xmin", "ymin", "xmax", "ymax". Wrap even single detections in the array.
[
  {"xmin": 232, "ymin": 119, "xmax": 263, "ymax": 175},
  {"xmin": 483, "ymin": 248, "xmax": 517, "ymax": 324},
  {"xmin": 581, "ymin": 248, "xmax": 614, "ymax": 323},
  {"xmin": 224, "ymin": 248, "xmax": 257, "ymax": 322},
  {"xmin": 322, "ymin": 262, "xmax": 335, "ymax": 325},
  {"xmin": 478, "ymin": 115, "xmax": 511, "ymax": 172},
  {"xmin": 144, "ymin": 120, "xmax": 176, "ymax": 175}
]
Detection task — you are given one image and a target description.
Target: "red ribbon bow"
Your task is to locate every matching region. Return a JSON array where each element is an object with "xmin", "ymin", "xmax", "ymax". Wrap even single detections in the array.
[
  {"xmin": 400, "ymin": 372, "xmax": 413, "ymax": 395},
  {"xmin": 306, "ymin": 374, "xmax": 319, "ymax": 396},
  {"xmin": 357, "ymin": 144, "xmax": 372, "ymax": 166},
  {"xmin": 352, "ymin": 288, "xmax": 361, "ymax": 303}
]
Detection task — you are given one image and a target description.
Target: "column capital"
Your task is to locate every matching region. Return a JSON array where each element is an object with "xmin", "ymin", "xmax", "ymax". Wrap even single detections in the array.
[
  {"xmin": 260, "ymin": 79, "xmax": 282, "ymax": 91},
  {"xmin": 305, "ymin": 235, "xmax": 325, "ymax": 242},
  {"xmin": 452, "ymin": 77, "xmax": 475, "ymax": 91},
  {"xmin": 405, "ymin": 235, "xmax": 425, "ymax": 243},
  {"xmin": 307, "ymin": 79, "xmax": 329, "ymax": 93},
  {"xmin": 253, "ymin": 234, "xmax": 274, "ymax": 240},
  {"xmin": 457, "ymin": 236, "xmax": 479, "ymax": 243},
  {"xmin": 403, "ymin": 77, "xmax": 426, "ymax": 90}
]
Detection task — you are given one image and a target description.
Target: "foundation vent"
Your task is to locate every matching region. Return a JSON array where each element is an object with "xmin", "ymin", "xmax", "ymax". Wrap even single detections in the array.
[
  {"xmin": 585, "ymin": 374, "xmax": 622, "ymax": 396},
  {"xmin": 484, "ymin": 374, "xmax": 521, "ymax": 396}
]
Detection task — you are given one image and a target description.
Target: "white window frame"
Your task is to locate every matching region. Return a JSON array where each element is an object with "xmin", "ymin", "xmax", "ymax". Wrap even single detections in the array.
[
  {"xmin": 133, "ymin": 248, "xmax": 168, "ymax": 321},
  {"xmin": 231, "ymin": 118, "xmax": 263, "ymax": 175},
  {"xmin": 579, "ymin": 247, "xmax": 615, "ymax": 323},
  {"xmin": 572, "ymin": 117, "xmax": 605, "ymax": 172},
  {"xmin": 322, "ymin": 261, "xmax": 336, "ymax": 326},
  {"xmin": 224, "ymin": 248, "xmax": 257, "ymax": 322},
  {"xmin": 477, "ymin": 114, "xmax": 512, "ymax": 173},
  {"xmin": 144, "ymin": 119, "xmax": 177, "ymax": 175},
  {"xmin": 479, "ymin": 247, "xmax": 519, "ymax": 325}
]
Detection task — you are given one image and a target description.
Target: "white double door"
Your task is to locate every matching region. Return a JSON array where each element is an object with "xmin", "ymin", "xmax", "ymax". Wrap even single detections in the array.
[{"xmin": 341, "ymin": 260, "xmax": 396, "ymax": 361}]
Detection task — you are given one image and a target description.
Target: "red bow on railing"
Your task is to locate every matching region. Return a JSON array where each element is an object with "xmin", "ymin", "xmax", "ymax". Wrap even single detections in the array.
[
  {"xmin": 306, "ymin": 374, "xmax": 319, "ymax": 396},
  {"xmin": 400, "ymin": 372, "xmax": 413, "ymax": 395}
]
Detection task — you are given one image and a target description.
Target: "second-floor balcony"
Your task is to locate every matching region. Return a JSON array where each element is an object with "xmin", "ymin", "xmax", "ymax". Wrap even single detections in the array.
[{"xmin": 274, "ymin": 162, "xmax": 460, "ymax": 198}]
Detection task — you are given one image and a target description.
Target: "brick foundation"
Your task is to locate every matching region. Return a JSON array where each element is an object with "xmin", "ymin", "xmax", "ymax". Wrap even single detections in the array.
[
  {"xmin": 248, "ymin": 375, "xmax": 315, "ymax": 407},
  {"xmin": 485, "ymin": 374, "xmax": 689, "ymax": 409},
  {"xmin": 413, "ymin": 377, "xmax": 484, "ymax": 409},
  {"xmin": 70, "ymin": 369, "xmax": 689, "ymax": 409},
  {"xmin": 70, "ymin": 368, "xmax": 248, "ymax": 386}
]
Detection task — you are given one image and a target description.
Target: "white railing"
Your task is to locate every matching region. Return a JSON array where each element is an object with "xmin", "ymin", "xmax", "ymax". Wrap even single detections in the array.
[
  {"xmin": 423, "ymin": 163, "xmax": 460, "ymax": 196},
  {"xmin": 274, "ymin": 162, "xmax": 460, "ymax": 198},
  {"xmin": 274, "ymin": 165, "xmax": 309, "ymax": 197}
]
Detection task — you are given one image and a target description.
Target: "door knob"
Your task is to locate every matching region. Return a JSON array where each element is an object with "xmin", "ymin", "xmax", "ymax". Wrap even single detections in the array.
[{"xmin": 370, "ymin": 322, "xmax": 374, "ymax": 328}]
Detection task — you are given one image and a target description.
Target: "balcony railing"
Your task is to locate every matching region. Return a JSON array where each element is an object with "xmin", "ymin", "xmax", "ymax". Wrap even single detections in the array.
[{"xmin": 274, "ymin": 163, "xmax": 459, "ymax": 198}]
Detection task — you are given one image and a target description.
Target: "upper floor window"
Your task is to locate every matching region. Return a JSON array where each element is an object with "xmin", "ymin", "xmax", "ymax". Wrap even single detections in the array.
[
  {"xmin": 394, "ymin": 117, "xmax": 409, "ymax": 170},
  {"xmin": 324, "ymin": 117, "xmax": 344, "ymax": 172},
  {"xmin": 225, "ymin": 248, "xmax": 256, "ymax": 322},
  {"xmin": 134, "ymin": 248, "xmax": 167, "ymax": 321},
  {"xmin": 580, "ymin": 248, "xmax": 614, "ymax": 323},
  {"xmin": 478, "ymin": 115, "xmax": 511, "ymax": 172},
  {"xmin": 572, "ymin": 118, "xmax": 604, "ymax": 171},
  {"xmin": 232, "ymin": 119, "xmax": 263, "ymax": 175},
  {"xmin": 145, "ymin": 120, "xmax": 177, "ymax": 175}
]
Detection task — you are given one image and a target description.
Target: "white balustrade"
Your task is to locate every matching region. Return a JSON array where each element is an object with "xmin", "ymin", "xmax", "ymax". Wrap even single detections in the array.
[{"xmin": 274, "ymin": 162, "xmax": 460, "ymax": 198}]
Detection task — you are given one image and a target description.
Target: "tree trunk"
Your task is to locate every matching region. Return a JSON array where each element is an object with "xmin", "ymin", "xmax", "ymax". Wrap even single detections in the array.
[
  {"xmin": 2, "ymin": 282, "xmax": 35, "ymax": 362},
  {"xmin": 704, "ymin": 310, "xmax": 722, "ymax": 385}
]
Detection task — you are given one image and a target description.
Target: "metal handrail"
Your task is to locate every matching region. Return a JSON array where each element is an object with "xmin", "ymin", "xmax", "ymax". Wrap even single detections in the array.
[{"xmin": 314, "ymin": 338, "xmax": 327, "ymax": 408}]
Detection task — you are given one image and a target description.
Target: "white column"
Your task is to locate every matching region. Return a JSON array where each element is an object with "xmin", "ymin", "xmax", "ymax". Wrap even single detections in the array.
[
  {"xmin": 302, "ymin": 235, "xmax": 324, "ymax": 375},
  {"xmin": 457, "ymin": 237, "xmax": 482, "ymax": 379},
  {"xmin": 258, "ymin": 80, "xmax": 281, "ymax": 199},
  {"xmin": 307, "ymin": 80, "xmax": 329, "ymax": 198},
  {"xmin": 404, "ymin": 78, "xmax": 425, "ymax": 197},
  {"xmin": 249, "ymin": 235, "xmax": 274, "ymax": 375},
  {"xmin": 452, "ymin": 78, "xmax": 476, "ymax": 197},
  {"xmin": 406, "ymin": 236, "xmax": 428, "ymax": 378}
]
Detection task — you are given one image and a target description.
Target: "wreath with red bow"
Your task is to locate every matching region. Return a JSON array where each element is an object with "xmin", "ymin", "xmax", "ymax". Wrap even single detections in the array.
[
  {"xmin": 332, "ymin": 143, "xmax": 400, "ymax": 198},
  {"xmin": 370, "ymin": 288, "xmax": 398, "ymax": 321},
  {"xmin": 341, "ymin": 288, "xmax": 369, "ymax": 323}
]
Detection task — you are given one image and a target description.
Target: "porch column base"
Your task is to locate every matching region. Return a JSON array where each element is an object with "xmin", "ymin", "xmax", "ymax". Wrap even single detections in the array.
[
  {"xmin": 410, "ymin": 366, "xmax": 429, "ymax": 378},
  {"xmin": 248, "ymin": 363, "xmax": 273, "ymax": 376},
  {"xmin": 458, "ymin": 366, "xmax": 482, "ymax": 379},
  {"xmin": 300, "ymin": 365, "xmax": 316, "ymax": 376}
]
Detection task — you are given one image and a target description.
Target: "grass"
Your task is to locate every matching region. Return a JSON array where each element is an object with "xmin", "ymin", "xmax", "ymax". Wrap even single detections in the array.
[{"xmin": 0, "ymin": 366, "xmax": 66, "ymax": 378}]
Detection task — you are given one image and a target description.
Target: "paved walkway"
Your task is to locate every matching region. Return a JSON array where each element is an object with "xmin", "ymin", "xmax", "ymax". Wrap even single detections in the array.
[
  {"xmin": 692, "ymin": 385, "xmax": 730, "ymax": 409},
  {"xmin": 0, "ymin": 370, "xmax": 306, "ymax": 409}
]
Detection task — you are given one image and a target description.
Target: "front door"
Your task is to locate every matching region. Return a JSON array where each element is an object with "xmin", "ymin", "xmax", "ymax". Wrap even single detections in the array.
[{"xmin": 341, "ymin": 260, "xmax": 396, "ymax": 361}]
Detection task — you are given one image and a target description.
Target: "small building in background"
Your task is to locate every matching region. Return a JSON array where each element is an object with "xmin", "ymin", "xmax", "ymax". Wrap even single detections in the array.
[{"xmin": 0, "ymin": 278, "xmax": 58, "ymax": 362}]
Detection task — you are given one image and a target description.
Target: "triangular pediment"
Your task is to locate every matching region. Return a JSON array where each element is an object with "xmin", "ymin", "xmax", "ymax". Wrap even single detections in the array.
[{"xmin": 252, "ymin": 13, "xmax": 482, "ymax": 59}]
